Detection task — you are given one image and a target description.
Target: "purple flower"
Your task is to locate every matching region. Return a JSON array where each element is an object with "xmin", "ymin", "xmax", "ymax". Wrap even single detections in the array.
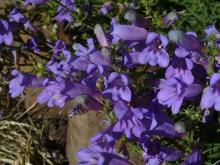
[
  {"xmin": 113, "ymin": 101, "xmax": 130, "ymax": 120},
  {"xmin": 181, "ymin": 147, "xmax": 202, "ymax": 165},
  {"xmin": 168, "ymin": 30, "xmax": 203, "ymax": 51},
  {"xmin": 47, "ymin": 40, "xmax": 73, "ymax": 78},
  {"xmin": 168, "ymin": 30, "xmax": 209, "ymax": 70},
  {"xmin": 55, "ymin": 0, "xmax": 77, "ymax": 23},
  {"xmin": 110, "ymin": 21, "xmax": 148, "ymax": 44},
  {"xmin": 47, "ymin": 41, "xmax": 72, "ymax": 77},
  {"xmin": 100, "ymin": 2, "xmax": 113, "ymax": 15},
  {"xmin": 53, "ymin": 39, "xmax": 66, "ymax": 56},
  {"xmin": 24, "ymin": 37, "xmax": 40, "ymax": 53},
  {"xmin": 72, "ymin": 38, "xmax": 111, "ymax": 72},
  {"xmin": 94, "ymin": 24, "xmax": 109, "ymax": 47},
  {"xmin": 90, "ymin": 127, "xmax": 116, "ymax": 148},
  {"xmin": 112, "ymin": 99, "xmax": 180, "ymax": 138},
  {"xmin": 71, "ymin": 56, "xmax": 90, "ymax": 72},
  {"xmin": 112, "ymin": 102, "xmax": 180, "ymax": 139},
  {"xmin": 103, "ymin": 72, "xmax": 131, "ymax": 102},
  {"xmin": 89, "ymin": 127, "xmax": 123, "ymax": 161},
  {"xmin": 190, "ymin": 51, "xmax": 209, "ymax": 70},
  {"xmin": 119, "ymin": 41, "xmax": 147, "ymax": 68},
  {"xmin": 162, "ymin": 11, "xmax": 179, "ymax": 27},
  {"xmin": 113, "ymin": 107, "xmax": 147, "ymax": 138},
  {"xmin": 9, "ymin": 9, "xmax": 36, "ymax": 32},
  {"xmin": 121, "ymin": 51, "xmax": 140, "ymax": 68},
  {"xmin": 60, "ymin": 0, "xmax": 77, "ymax": 11},
  {"xmin": 76, "ymin": 144, "xmax": 112, "ymax": 165},
  {"xmin": 37, "ymin": 75, "xmax": 100, "ymax": 108},
  {"xmin": 37, "ymin": 78, "xmax": 68, "ymax": 108},
  {"xmin": 9, "ymin": 70, "xmax": 26, "ymax": 97},
  {"xmin": 138, "ymin": 32, "xmax": 169, "ymax": 67},
  {"xmin": 0, "ymin": 20, "xmax": 13, "ymax": 45},
  {"xmin": 157, "ymin": 77, "xmax": 202, "ymax": 114},
  {"xmin": 76, "ymin": 144, "xmax": 133, "ymax": 165},
  {"xmin": 24, "ymin": 0, "xmax": 48, "ymax": 6},
  {"xmin": 165, "ymin": 48, "xmax": 194, "ymax": 84},
  {"xmin": 73, "ymin": 38, "xmax": 95, "ymax": 56},
  {"xmin": 173, "ymin": 47, "xmax": 209, "ymax": 70},
  {"xmin": 200, "ymin": 73, "xmax": 220, "ymax": 111},
  {"xmin": 145, "ymin": 107, "xmax": 181, "ymax": 138},
  {"xmin": 142, "ymin": 140, "xmax": 182, "ymax": 165},
  {"xmin": 63, "ymin": 80, "xmax": 100, "ymax": 100},
  {"xmin": 9, "ymin": 70, "xmax": 45, "ymax": 98},
  {"xmin": 204, "ymin": 24, "xmax": 219, "ymax": 36},
  {"xmin": 124, "ymin": 10, "xmax": 149, "ymax": 28},
  {"xmin": 47, "ymin": 50, "xmax": 76, "ymax": 77},
  {"xmin": 81, "ymin": 68, "xmax": 108, "ymax": 92},
  {"xmin": 56, "ymin": 7, "xmax": 73, "ymax": 22}
]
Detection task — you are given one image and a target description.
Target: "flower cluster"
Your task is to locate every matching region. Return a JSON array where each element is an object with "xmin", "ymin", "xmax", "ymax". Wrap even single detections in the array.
[{"xmin": 5, "ymin": 0, "xmax": 220, "ymax": 165}]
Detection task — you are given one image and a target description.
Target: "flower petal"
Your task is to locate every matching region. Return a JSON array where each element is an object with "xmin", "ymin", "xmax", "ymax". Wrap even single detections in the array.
[
  {"xmin": 210, "ymin": 73, "xmax": 220, "ymax": 86},
  {"xmin": 184, "ymin": 84, "xmax": 203, "ymax": 98},
  {"xmin": 4, "ymin": 32, "xmax": 13, "ymax": 45},
  {"xmin": 200, "ymin": 87, "xmax": 215, "ymax": 109},
  {"xmin": 146, "ymin": 32, "xmax": 158, "ymax": 44},
  {"xmin": 157, "ymin": 51, "xmax": 169, "ymax": 68},
  {"xmin": 214, "ymin": 95, "xmax": 220, "ymax": 111},
  {"xmin": 171, "ymin": 97, "xmax": 183, "ymax": 114}
]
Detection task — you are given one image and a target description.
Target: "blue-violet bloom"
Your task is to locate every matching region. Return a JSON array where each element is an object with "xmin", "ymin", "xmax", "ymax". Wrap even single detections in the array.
[
  {"xmin": 0, "ymin": 20, "xmax": 13, "ymax": 45},
  {"xmin": 201, "ymin": 73, "xmax": 220, "ymax": 111},
  {"xmin": 138, "ymin": 32, "xmax": 169, "ymax": 67},
  {"xmin": 157, "ymin": 77, "xmax": 202, "ymax": 114}
]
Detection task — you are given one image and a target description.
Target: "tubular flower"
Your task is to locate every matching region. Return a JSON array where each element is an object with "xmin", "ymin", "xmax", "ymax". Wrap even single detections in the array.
[
  {"xmin": 204, "ymin": 24, "xmax": 219, "ymax": 37},
  {"xmin": 138, "ymin": 32, "xmax": 169, "ymax": 68},
  {"xmin": 181, "ymin": 147, "xmax": 202, "ymax": 165},
  {"xmin": 24, "ymin": 0, "xmax": 48, "ymax": 6},
  {"xmin": 165, "ymin": 48, "xmax": 194, "ymax": 85},
  {"xmin": 157, "ymin": 77, "xmax": 202, "ymax": 114},
  {"xmin": 9, "ymin": 9, "xmax": 36, "ymax": 32},
  {"xmin": 110, "ymin": 21, "xmax": 148, "ymax": 44},
  {"xmin": 100, "ymin": 2, "xmax": 113, "ymax": 15},
  {"xmin": 168, "ymin": 30, "xmax": 203, "ymax": 51},
  {"xmin": 112, "ymin": 105, "xmax": 180, "ymax": 138},
  {"xmin": 24, "ymin": 37, "xmax": 40, "ymax": 53},
  {"xmin": 55, "ymin": 0, "xmax": 77, "ymax": 23},
  {"xmin": 0, "ymin": 19, "xmax": 13, "ymax": 45},
  {"xmin": 103, "ymin": 72, "xmax": 131, "ymax": 102},
  {"xmin": 72, "ymin": 38, "xmax": 111, "ymax": 73},
  {"xmin": 142, "ymin": 140, "xmax": 182, "ymax": 165},
  {"xmin": 9, "ymin": 70, "xmax": 46, "ymax": 98},
  {"xmin": 162, "ymin": 11, "xmax": 179, "ymax": 27},
  {"xmin": 201, "ymin": 73, "xmax": 220, "ymax": 111},
  {"xmin": 76, "ymin": 144, "xmax": 133, "ymax": 165}
]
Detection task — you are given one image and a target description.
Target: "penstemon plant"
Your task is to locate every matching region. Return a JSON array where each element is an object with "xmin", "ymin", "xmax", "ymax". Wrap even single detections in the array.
[{"xmin": 0, "ymin": 0, "xmax": 220, "ymax": 164}]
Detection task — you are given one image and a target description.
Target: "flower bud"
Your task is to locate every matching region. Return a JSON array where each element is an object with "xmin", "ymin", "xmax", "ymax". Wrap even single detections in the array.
[
  {"xmin": 162, "ymin": 11, "xmax": 179, "ymax": 27},
  {"xmin": 168, "ymin": 30, "xmax": 203, "ymax": 51}
]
